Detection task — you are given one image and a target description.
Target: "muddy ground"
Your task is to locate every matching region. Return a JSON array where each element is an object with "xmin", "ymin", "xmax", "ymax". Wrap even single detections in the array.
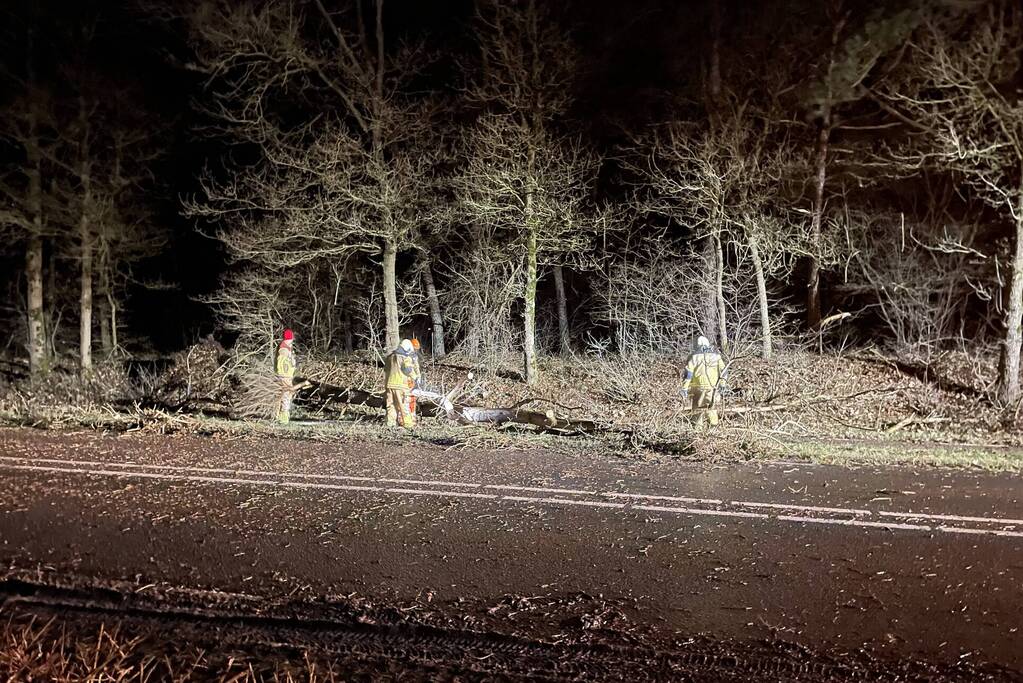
[{"xmin": 1, "ymin": 427, "xmax": 1020, "ymax": 680}]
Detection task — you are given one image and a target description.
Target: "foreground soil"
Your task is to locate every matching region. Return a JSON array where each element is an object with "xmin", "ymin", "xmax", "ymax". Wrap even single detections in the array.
[{"xmin": 0, "ymin": 426, "xmax": 1020, "ymax": 680}]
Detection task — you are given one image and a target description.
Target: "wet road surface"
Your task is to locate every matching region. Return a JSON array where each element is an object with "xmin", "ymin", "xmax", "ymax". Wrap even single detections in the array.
[{"xmin": 0, "ymin": 427, "xmax": 1020, "ymax": 678}]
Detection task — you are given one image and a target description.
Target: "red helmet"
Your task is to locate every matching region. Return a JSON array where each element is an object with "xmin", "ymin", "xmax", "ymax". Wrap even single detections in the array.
[
  {"xmin": 282, "ymin": 329, "xmax": 294, "ymax": 341},
  {"xmin": 411, "ymin": 338, "xmax": 420, "ymax": 350}
]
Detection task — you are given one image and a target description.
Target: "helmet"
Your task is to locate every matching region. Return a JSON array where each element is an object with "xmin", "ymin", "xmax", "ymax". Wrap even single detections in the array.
[
  {"xmin": 695, "ymin": 335, "xmax": 711, "ymax": 351},
  {"xmin": 411, "ymin": 338, "xmax": 421, "ymax": 351},
  {"xmin": 282, "ymin": 329, "xmax": 294, "ymax": 341},
  {"xmin": 400, "ymin": 339, "xmax": 414, "ymax": 353}
]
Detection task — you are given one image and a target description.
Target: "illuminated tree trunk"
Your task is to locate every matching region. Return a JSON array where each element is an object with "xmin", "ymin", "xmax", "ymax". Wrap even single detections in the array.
[
  {"xmin": 748, "ymin": 230, "xmax": 772, "ymax": 359},
  {"xmin": 78, "ymin": 95, "xmax": 93, "ymax": 376},
  {"xmin": 522, "ymin": 143, "xmax": 539, "ymax": 386},
  {"xmin": 422, "ymin": 257, "xmax": 446, "ymax": 358},
  {"xmin": 25, "ymin": 71, "xmax": 46, "ymax": 375},
  {"xmin": 26, "ymin": 239, "xmax": 45, "ymax": 374},
  {"xmin": 523, "ymin": 225, "xmax": 538, "ymax": 386},
  {"xmin": 699, "ymin": 237, "xmax": 718, "ymax": 343},
  {"xmin": 553, "ymin": 264, "xmax": 570, "ymax": 355},
  {"xmin": 999, "ymin": 191, "xmax": 1023, "ymax": 404},
  {"xmin": 714, "ymin": 233, "xmax": 728, "ymax": 352},
  {"xmin": 382, "ymin": 238, "xmax": 399, "ymax": 350},
  {"xmin": 807, "ymin": 120, "xmax": 830, "ymax": 329}
]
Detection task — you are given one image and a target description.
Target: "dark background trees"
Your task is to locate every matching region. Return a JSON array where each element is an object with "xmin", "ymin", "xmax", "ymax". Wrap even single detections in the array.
[{"xmin": 2, "ymin": 0, "xmax": 1021, "ymax": 402}]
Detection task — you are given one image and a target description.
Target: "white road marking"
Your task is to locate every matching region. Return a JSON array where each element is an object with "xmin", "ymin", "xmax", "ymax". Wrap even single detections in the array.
[
  {"xmin": 502, "ymin": 495, "xmax": 624, "ymax": 509},
  {"xmin": 878, "ymin": 510, "xmax": 1023, "ymax": 526},
  {"xmin": 606, "ymin": 492, "xmax": 724, "ymax": 505},
  {"xmin": 736, "ymin": 501, "xmax": 872, "ymax": 516},
  {"xmin": 377, "ymin": 478, "xmax": 481, "ymax": 488},
  {"xmin": 777, "ymin": 515, "xmax": 932, "ymax": 532},
  {"xmin": 937, "ymin": 526, "xmax": 1023, "ymax": 538},
  {"xmin": 386, "ymin": 487, "xmax": 496, "ymax": 499},
  {"xmin": 1, "ymin": 456, "xmax": 1020, "ymax": 540},
  {"xmin": 485, "ymin": 484, "xmax": 596, "ymax": 495},
  {"xmin": 0, "ymin": 463, "xmax": 384, "ymax": 493},
  {"xmin": 633, "ymin": 504, "xmax": 769, "ymax": 520}
]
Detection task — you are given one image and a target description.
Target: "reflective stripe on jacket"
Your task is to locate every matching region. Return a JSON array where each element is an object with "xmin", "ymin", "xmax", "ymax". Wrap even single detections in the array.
[{"xmin": 682, "ymin": 351, "xmax": 726, "ymax": 391}]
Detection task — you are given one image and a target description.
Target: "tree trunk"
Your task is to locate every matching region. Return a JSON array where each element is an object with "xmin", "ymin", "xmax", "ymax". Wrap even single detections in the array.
[
  {"xmin": 98, "ymin": 261, "xmax": 112, "ymax": 357},
  {"xmin": 523, "ymin": 143, "xmax": 538, "ymax": 386},
  {"xmin": 79, "ymin": 228, "xmax": 93, "ymax": 375},
  {"xmin": 343, "ymin": 304, "xmax": 354, "ymax": 353},
  {"xmin": 99, "ymin": 299, "xmax": 112, "ymax": 356},
  {"xmin": 748, "ymin": 230, "xmax": 772, "ymax": 359},
  {"xmin": 421, "ymin": 257, "xmax": 446, "ymax": 358},
  {"xmin": 110, "ymin": 295, "xmax": 118, "ymax": 353},
  {"xmin": 998, "ymin": 199, "xmax": 1023, "ymax": 405},
  {"xmin": 523, "ymin": 225, "xmax": 539, "ymax": 386},
  {"xmin": 699, "ymin": 237, "xmax": 718, "ymax": 344},
  {"xmin": 382, "ymin": 239, "xmax": 399, "ymax": 350},
  {"xmin": 553, "ymin": 264, "xmax": 571, "ymax": 355},
  {"xmin": 26, "ymin": 238, "xmax": 45, "ymax": 375},
  {"xmin": 25, "ymin": 72, "xmax": 46, "ymax": 375},
  {"xmin": 807, "ymin": 121, "xmax": 830, "ymax": 330},
  {"xmin": 714, "ymin": 234, "xmax": 728, "ymax": 352},
  {"xmin": 706, "ymin": 0, "xmax": 722, "ymax": 128},
  {"xmin": 806, "ymin": 6, "xmax": 844, "ymax": 331},
  {"xmin": 78, "ymin": 95, "xmax": 93, "ymax": 376}
]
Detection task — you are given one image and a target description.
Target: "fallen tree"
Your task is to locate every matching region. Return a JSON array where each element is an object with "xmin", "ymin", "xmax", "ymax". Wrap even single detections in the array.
[{"xmin": 234, "ymin": 369, "xmax": 602, "ymax": 434}]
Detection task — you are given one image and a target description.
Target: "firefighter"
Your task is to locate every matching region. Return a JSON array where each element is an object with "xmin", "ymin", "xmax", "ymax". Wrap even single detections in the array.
[
  {"xmin": 385, "ymin": 338, "xmax": 421, "ymax": 429},
  {"xmin": 681, "ymin": 335, "xmax": 728, "ymax": 429},
  {"xmin": 276, "ymin": 328, "xmax": 297, "ymax": 424}
]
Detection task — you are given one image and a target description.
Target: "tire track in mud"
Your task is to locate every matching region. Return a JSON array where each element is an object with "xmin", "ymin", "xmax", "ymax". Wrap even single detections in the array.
[
  {"xmin": 1, "ymin": 577, "xmax": 1008, "ymax": 682},
  {"xmin": 2, "ymin": 455, "xmax": 1022, "ymax": 539}
]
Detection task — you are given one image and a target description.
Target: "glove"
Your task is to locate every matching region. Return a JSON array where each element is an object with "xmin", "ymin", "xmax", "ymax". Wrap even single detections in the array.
[
  {"xmin": 414, "ymin": 378, "xmax": 423, "ymax": 390},
  {"xmin": 680, "ymin": 388, "xmax": 689, "ymax": 401}
]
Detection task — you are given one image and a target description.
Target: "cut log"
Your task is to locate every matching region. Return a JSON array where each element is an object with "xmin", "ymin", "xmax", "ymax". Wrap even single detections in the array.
[{"xmin": 295, "ymin": 378, "xmax": 601, "ymax": 434}]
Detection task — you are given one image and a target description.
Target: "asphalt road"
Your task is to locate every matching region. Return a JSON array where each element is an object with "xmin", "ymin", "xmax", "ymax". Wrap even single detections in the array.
[{"xmin": 0, "ymin": 427, "xmax": 1020, "ymax": 678}]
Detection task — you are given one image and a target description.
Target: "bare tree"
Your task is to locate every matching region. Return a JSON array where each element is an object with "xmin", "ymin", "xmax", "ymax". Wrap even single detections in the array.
[
  {"xmin": 0, "ymin": 27, "xmax": 57, "ymax": 376},
  {"xmin": 634, "ymin": 98, "xmax": 796, "ymax": 358},
  {"xmin": 798, "ymin": 1, "xmax": 930, "ymax": 328},
  {"xmin": 459, "ymin": 0, "xmax": 599, "ymax": 384},
  {"xmin": 852, "ymin": 210, "xmax": 989, "ymax": 355},
  {"xmin": 185, "ymin": 0, "xmax": 433, "ymax": 351},
  {"xmin": 877, "ymin": 1, "xmax": 1023, "ymax": 402}
]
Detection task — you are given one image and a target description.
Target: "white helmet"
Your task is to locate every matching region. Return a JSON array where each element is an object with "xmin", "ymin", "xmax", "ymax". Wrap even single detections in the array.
[
  {"xmin": 399, "ymin": 339, "xmax": 414, "ymax": 353},
  {"xmin": 695, "ymin": 335, "xmax": 711, "ymax": 351}
]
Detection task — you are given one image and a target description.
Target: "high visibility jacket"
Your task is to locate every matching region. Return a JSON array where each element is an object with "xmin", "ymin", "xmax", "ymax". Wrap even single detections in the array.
[
  {"xmin": 276, "ymin": 344, "xmax": 296, "ymax": 380},
  {"xmin": 385, "ymin": 348, "xmax": 420, "ymax": 390},
  {"xmin": 682, "ymin": 351, "xmax": 726, "ymax": 391}
]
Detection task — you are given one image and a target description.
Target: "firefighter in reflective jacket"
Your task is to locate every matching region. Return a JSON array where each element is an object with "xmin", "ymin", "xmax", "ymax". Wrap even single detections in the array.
[
  {"xmin": 681, "ymin": 335, "xmax": 728, "ymax": 429},
  {"xmin": 385, "ymin": 339, "xmax": 421, "ymax": 428},
  {"xmin": 276, "ymin": 329, "xmax": 297, "ymax": 424}
]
